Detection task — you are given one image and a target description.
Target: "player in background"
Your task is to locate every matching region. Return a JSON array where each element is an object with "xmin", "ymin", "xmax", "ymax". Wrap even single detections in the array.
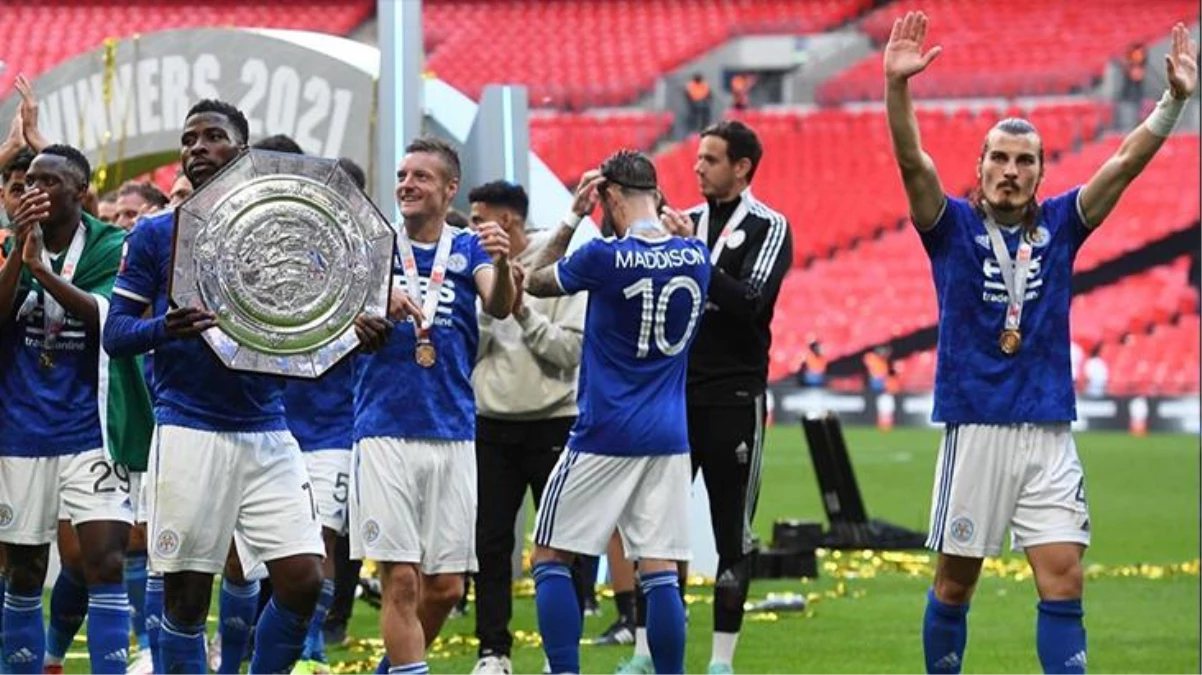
[
  {"xmin": 167, "ymin": 171, "xmax": 192, "ymax": 208},
  {"xmin": 351, "ymin": 137, "xmax": 515, "ymax": 675},
  {"xmin": 884, "ymin": 13, "xmax": 1197, "ymax": 675},
  {"xmin": 523, "ymin": 150, "xmax": 711, "ymax": 675},
  {"xmin": 112, "ymin": 182, "xmax": 168, "ymax": 232},
  {"xmin": 0, "ymin": 145, "xmax": 151, "ymax": 675},
  {"xmin": 468, "ymin": 180, "xmax": 588, "ymax": 675},
  {"xmin": 286, "ymin": 155, "xmax": 367, "ymax": 675},
  {"xmin": 102, "ymin": 100, "xmax": 372, "ymax": 674}
]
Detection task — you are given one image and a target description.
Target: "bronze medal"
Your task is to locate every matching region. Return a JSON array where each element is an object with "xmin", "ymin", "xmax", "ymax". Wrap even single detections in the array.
[
  {"xmin": 415, "ymin": 340, "xmax": 437, "ymax": 368},
  {"xmin": 999, "ymin": 329, "xmax": 1022, "ymax": 356}
]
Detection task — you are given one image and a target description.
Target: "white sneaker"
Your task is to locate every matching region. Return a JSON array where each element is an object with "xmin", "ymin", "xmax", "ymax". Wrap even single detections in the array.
[
  {"xmin": 126, "ymin": 650, "xmax": 154, "ymax": 675},
  {"xmin": 471, "ymin": 655, "xmax": 513, "ymax": 674},
  {"xmin": 207, "ymin": 632, "xmax": 222, "ymax": 673}
]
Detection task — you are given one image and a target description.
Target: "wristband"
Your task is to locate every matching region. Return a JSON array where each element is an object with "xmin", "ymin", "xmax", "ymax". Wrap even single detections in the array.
[
  {"xmin": 1144, "ymin": 90, "xmax": 1186, "ymax": 137},
  {"xmin": 563, "ymin": 210, "xmax": 583, "ymax": 230}
]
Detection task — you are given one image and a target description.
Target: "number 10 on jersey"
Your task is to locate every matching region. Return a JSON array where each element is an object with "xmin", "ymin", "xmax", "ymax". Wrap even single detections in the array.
[{"xmin": 623, "ymin": 276, "xmax": 704, "ymax": 358}]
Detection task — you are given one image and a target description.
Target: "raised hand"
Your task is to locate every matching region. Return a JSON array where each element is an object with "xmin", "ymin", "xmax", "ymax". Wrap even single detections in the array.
[
  {"xmin": 14, "ymin": 74, "xmax": 48, "ymax": 152},
  {"xmin": 883, "ymin": 11, "xmax": 942, "ymax": 83},
  {"xmin": 477, "ymin": 220, "xmax": 511, "ymax": 263},
  {"xmin": 11, "ymin": 188, "xmax": 50, "ymax": 241},
  {"xmin": 2, "ymin": 107, "xmax": 23, "ymax": 152},
  {"xmin": 510, "ymin": 261, "xmax": 527, "ymax": 317},
  {"xmin": 659, "ymin": 205, "xmax": 694, "ymax": 238},
  {"xmin": 21, "ymin": 222, "xmax": 45, "ymax": 270},
  {"xmin": 570, "ymin": 170, "xmax": 606, "ymax": 218},
  {"xmin": 1166, "ymin": 23, "xmax": 1199, "ymax": 101}
]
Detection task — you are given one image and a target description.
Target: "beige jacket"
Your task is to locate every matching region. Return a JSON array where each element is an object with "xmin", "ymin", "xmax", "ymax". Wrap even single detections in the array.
[{"xmin": 475, "ymin": 230, "xmax": 586, "ymax": 420}]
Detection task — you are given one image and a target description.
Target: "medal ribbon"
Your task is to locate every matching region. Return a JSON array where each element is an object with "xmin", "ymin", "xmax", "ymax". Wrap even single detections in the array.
[
  {"xmin": 395, "ymin": 224, "xmax": 454, "ymax": 341},
  {"xmin": 696, "ymin": 190, "xmax": 751, "ymax": 264},
  {"xmin": 985, "ymin": 219, "xmax": 1033, "ymax": 334},
  {"xmin": 17, "ymin": 222, "xmax": 87, "ymax": 347}
]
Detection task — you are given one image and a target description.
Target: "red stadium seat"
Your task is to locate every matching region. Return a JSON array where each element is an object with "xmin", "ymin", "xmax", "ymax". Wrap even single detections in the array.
[
  {"xmin": 817, "ymin": 0, "xmax": 1201, "ymax": 103},
  {"xmin": 530, "ymin": 111, "xmax": 673, "ymax": 185},
  {"xmin": 423, "ymin": 0, "xmax": 873, "ymax": 106}
]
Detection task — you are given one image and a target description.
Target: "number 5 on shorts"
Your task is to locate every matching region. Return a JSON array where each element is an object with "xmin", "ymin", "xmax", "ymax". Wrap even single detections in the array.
[{"xmin": 334, "ymin": 472, "xmax": 349, "ymax": 504}]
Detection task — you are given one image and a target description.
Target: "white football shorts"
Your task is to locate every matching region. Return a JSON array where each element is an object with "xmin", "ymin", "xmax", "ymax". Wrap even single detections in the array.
[
  {"xmin": 926, "ymin": 423, "xmax": 1091, "ymax": 558},
  {"xmin": 533, "ymin": 450, "xmax": 692, "ymax": 562},
  {"xmin": 0, "ymin": 448, "xmax": 134, "ymax": 545},
  {"xmin": 349, "ymin": 437, "xmax": 477, "ymax": 574},
  {"xmin": 146, "ymin": 425, "xmax": 324, "ymax": 575},
  {"xmin": 304, "ymin": 449, "xmax": 352, "ymax": 535}
]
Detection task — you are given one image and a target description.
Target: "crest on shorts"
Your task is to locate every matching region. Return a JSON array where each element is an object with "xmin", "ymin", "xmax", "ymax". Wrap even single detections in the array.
[
  {"xmin": 363, "ymin": 518, "xmax": 381, "ymax": 544},
  {"xmin": 155, "ymin": 529, "xmax": 181, "ymax": 557},
  {"xmin": 0, "ymin": 503, "xmax": 13, "ymax": 528},
  {"xmin": 447, "ymin": 252, "xmax": 468, "ymax": 274},
  {"xmin": 949, "ymin": 517, "xmax": 974, "ymax": 544}
]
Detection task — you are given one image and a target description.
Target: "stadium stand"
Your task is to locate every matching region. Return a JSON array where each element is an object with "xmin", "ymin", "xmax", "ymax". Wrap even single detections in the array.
[
  {"xmin": 761, "ymin": 131, "xmax": 1199, "ymax": 383},
  {"xmin": 657, "ymin": 101, "xmax": 1115, "ymax": 265},
  {"xmin": 816, "ymin": 0, "xmax": 1202, "ymax": 103},
  {"xmin": 423, "ymin": 0, "xmax": 873, "ymax": 108},
  {"xmin": 530, "ymin": 110, "xmax": 673, "ymax": 184},
  {"xmin": 0, "ymin": 0, "xmax": 1195, "ymax": 396},
  {"xmin": 893, "ymin": 258, "xmax": 1200, "ymax": 394}
]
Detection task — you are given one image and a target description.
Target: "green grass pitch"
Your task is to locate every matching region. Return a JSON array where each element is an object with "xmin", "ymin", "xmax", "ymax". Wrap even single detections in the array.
[{"xmin": 62, "ymin": 427, "xmax": 1199, "ymax": 673}]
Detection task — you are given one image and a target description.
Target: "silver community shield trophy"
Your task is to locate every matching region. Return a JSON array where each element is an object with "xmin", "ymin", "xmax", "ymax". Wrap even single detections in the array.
[{"xmin": 170, "ymin": 150, "xmax": 394, "ymax": 378}]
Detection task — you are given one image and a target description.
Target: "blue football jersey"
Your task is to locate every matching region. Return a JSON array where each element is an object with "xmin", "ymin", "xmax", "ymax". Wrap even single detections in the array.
[
  {"xmin": 556, "ymin": 231, "xmax": 711, "ymax": 456},
  {"xmin": 112, "ymin": 211, "xmax": 286, "ymax": 432},
  {"xmin": 285, "ymin": 357, "xmax": 354, "ymax": 452},
  {"xmin": 354, "ymin": 226, "xmax": 493, "ymax": 442},
  {"xmin": 0, "ymin": 232, "xmax": 114, "ymax": 457},
  {"xmin": 922, "ymin": 187, "xmax": 1091, "ymax": 424}
]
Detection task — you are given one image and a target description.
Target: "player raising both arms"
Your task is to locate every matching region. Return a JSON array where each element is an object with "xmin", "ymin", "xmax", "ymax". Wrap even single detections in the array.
[
  {"xmin": 884, "ymin": 13, "xmax": 1198, "ymax": 675},
  {"xmin": 524, "ymin": 150, "xmax": 711, "ymax": 675}
]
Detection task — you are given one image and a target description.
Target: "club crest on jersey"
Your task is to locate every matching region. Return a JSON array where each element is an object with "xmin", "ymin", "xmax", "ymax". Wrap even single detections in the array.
[
  {"xmin": 949, "ymin": 517, "xmax": 974, "ymax": 543},
  {"xmin": 0, "ymin": 503, "xmax": 13, "ymax": 528},
  {"xmin": 726, "ymin": 230, "xmax": 747, "ymax": 250},
  {"xmin": 1024, "ymin": 225, "xmax": 1051, "ymax": 247},
  {"xmin": 447, "ymin": 252, "xmax": 468, "ymax": 274},
  {"xmin": 155, "ymin": 529, "xmax": 181, "ymax": 557}
]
